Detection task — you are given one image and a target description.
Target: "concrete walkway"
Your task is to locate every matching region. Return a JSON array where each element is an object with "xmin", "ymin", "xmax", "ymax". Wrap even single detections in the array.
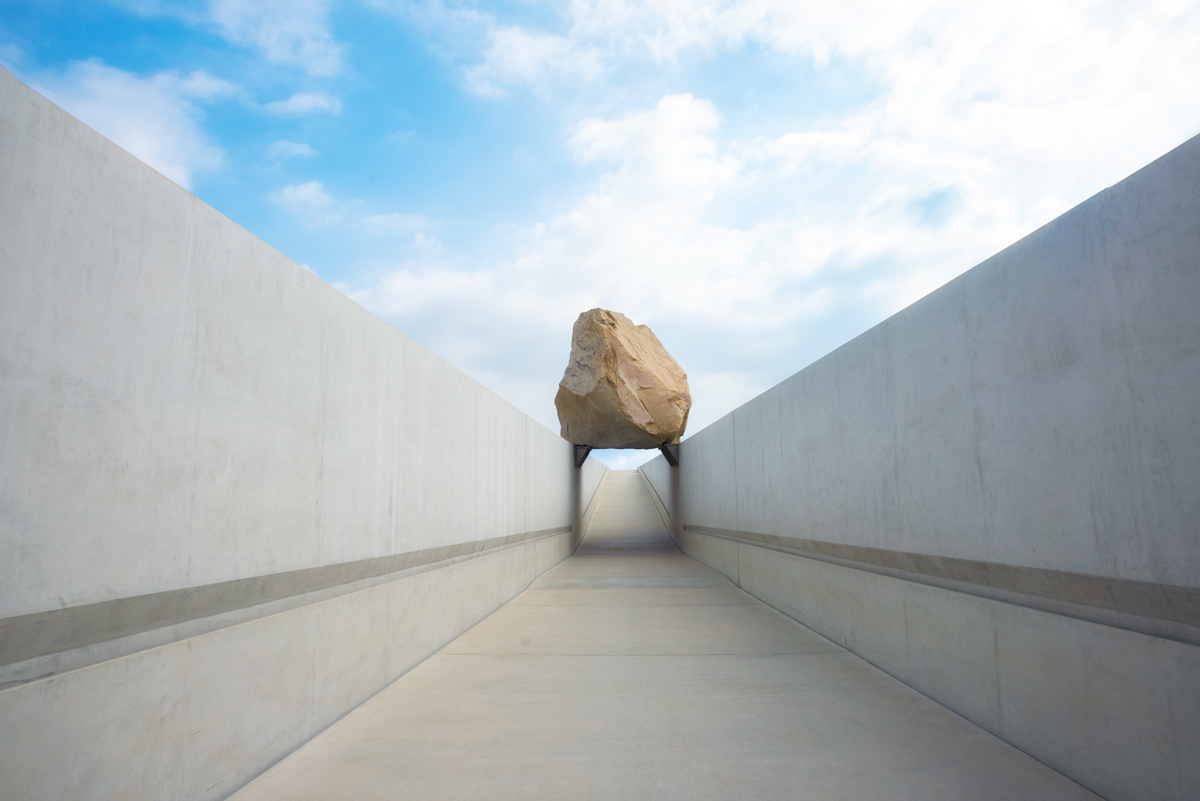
[{"xmin": 233, "ymin": 471, "xmax": 1097, "ymax": 800}]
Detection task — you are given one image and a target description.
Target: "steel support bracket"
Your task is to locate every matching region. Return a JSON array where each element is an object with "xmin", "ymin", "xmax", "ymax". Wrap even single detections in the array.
[
  {"xmin": 573, "ymin": 444, "xmax": 593, "ymax": 469},
  {"xmin": 659, "ymin": 443, "xmax": 679, "ymax": 467}
]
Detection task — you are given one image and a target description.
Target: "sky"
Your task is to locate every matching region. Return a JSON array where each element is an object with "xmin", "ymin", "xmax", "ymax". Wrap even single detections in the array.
[{"xmin": 4, "ymin": 1, "xmax": 1200, "ymax": 469}]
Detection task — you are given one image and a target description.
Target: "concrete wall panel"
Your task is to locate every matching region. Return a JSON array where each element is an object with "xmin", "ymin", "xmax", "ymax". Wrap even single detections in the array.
[
  {"xmin": 580, "ymin": 453, "xmax": 608, "ymax": 521},
  {"xmin": 680, "ymin": 135, "xmax": 1200, "ymax": 586},
  {"xmin": 678, "ymin": 415, "xmax": 738, "ymax": 531},
  {"xmin": 0, "ymin": 66, "xmax": 588, "ymax": 618},
  {"xmin": 525, "ymin": 417, "xmax": 577, "ymax": 534},
  {"xmin": 676, "ymin": 528, "xmax": 738, "ymax": 582},
  {"xmin": 0, "ymin": 540, "xmax": 565, "ymax": 801},
  {"xmin": 639, "ymin": 453, "xmax": 674, "ymax": 520},
  {"xmin": 0, "ymin": 65, "xmax": 606, "ymax": 799},
  {"xmin": 525, "ymin": 531, "xmax": 576, "ymax": 585},
  {"xmin": 713, "ymin": 532, "xmax": 1200, "ymax": 801},
  {"xmin": 672, "ymin": 134, "xmax": 1200, "ymax": 801}
]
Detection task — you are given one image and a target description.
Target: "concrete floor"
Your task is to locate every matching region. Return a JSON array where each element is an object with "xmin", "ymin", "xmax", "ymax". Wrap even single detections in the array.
[{"xmin": 231, "ymin": 471, "xmax": 1098, "ymax": 800}]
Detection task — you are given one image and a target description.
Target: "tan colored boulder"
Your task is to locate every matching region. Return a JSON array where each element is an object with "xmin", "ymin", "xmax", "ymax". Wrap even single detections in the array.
[{"xmin": 555, "ymin": 309, "xmax": 691, "ymax": 449}]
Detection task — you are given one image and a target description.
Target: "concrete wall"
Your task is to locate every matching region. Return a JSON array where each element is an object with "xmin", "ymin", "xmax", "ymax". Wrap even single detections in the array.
[
  {"xmin": 579, "ymin": 455, "xmax": 610, "ymax": 536},
  {"xmin": 0, "ymin": 66, "xmax": 606, "ymax": 800},
  {"xmin": 644, "ymin": 134, "xmax": 1200, "ymax": 801},
  {"xmin": 639, "ymin": 453, "xmax": 675, "ymax": 534}
]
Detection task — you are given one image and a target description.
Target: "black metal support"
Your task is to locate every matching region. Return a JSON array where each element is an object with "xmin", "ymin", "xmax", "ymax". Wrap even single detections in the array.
[
  {"xmin": 659, "ymin": 443, "xmax": 679, "ymax": 467},
  {"xmin": 573, "ymin": 444, "xmax": 593, "ymax": 468}
]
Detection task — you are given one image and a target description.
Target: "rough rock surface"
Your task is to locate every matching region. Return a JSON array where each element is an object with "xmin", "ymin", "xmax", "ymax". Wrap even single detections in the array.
[{"xmin": 555, "ymin": 309, "xmax": 691, "ymax": 449}]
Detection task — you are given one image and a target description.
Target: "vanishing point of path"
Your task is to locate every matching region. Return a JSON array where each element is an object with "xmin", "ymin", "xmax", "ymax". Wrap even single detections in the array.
[{"xmin": 233, "ymin": 471, "xmax": 1097, "ymax": 800}]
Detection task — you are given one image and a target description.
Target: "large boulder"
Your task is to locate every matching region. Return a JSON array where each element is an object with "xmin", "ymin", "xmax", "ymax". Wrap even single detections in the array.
[{"xmin": 555, "ymin": 309, "xmax": 691, "ymax": 449}]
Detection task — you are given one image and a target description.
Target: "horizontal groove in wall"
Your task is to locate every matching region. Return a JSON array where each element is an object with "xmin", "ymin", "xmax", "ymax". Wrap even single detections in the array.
[
  {"xmin": 0, "ymin": 526, "xmax": 572, "ymax": 671},
  {"xmin": 684, "ymin": 524, "xmax": 1200, "ymax": 647}
]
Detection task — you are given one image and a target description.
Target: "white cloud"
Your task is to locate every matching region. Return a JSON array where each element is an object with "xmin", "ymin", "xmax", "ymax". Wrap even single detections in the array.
[
  {"xmin": 208, "ymin": 0, "xmax": 344, "ymax": 76},
  {"xmin": 467, "ymin": 25, "xmax": 602, "ymax": 97},
  {"xmin": 347, "ymin": 1, "xmax": 1200, "ymax": 432},
  {"xmin": 362, "ymin": 212, "xmax": 435, "ymax": 233},
  {"xmin": 270, "ymin": 180, "xmax": 333, "ymax": 210},
  {"xmin": 266, "ymin": 139, "xmax": 319, "ymax": 159},
  {"xmin": 341, "ymin": 1, "xmax": 1200, "ymax": 438},
  {"xmin": 571, "ymin": 94, "xmax": 739, "ymax": 209},
  {"xmin": 264, "ymin": 91, "xmax": 342, "ymax": 117},
  {"xmin": 269, "ymin": 180, "xmax": 344, "ymax": 224},
  {"xmin": 30, "ymin": 61, "xmax": 235, "ymax": 190},
  {"xmin": 270, "ymin": 184, "xmax": 432, "ymax": 235},
  {"xmin": 346, "ymin": 94, "xmax": 778, "ymax": 431},
  {"xmin": 108, "ymin": 0, "xmax": 345, "ymax": 75},
  {"xmin": 451, "ymin": 0, "xmax": 1200, "ymax": 168}
]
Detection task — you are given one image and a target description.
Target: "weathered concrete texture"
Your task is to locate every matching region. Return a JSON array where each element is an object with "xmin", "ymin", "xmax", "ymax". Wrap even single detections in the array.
[
  {"xmin": 0, "ymin": 65, "xmax": 607, "ymax": 800},
  {"xmin": 639, "ymin": 450, "xmax": 676, "ymax": 531},
  {"xmin": 0, "ymin": 533, "xmax": 584, "ymax": 800},
  {"xmin": 578, "ymin": 451, "xmax": 608, "ymax": 528},
  {"xmin": 668, "ymin": 135, "xmax": 1200, "ymax": 586},
  {"xmin": 0, "ymin": 64, "xmax": 589, "ymax": 620},
  {"xmin": 676, "ymin": 527, "xmax": 1200, "ymax": 801},
  {"xmin": 643, "ymin": 132, "xmax": 1200, "ymax": 801},
  {"xmin": 232, "ymin": 472, "xmax": 1097, "ymax": 801},
  {"xmin": 0, "ymin": 525, "xmax": 574, "ymax": 690},
  {"xmin": 556, "ymin": 308, "xmax": 690, "ymax": 448}
]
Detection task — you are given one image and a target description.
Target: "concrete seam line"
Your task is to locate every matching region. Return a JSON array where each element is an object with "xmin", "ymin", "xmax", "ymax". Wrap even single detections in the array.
[
  {"xmin": 0, "ymin": 526, "xmax": 572, "ymax": 669},
  {"xmin": 684, "ymin": 525, "xmax": 1200, "ymax": 646}
]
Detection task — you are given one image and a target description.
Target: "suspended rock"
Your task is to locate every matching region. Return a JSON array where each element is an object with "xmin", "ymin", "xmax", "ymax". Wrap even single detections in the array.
[{"xmin": 555, "ymin": 308, "xmax": 691, "ymax": 449}]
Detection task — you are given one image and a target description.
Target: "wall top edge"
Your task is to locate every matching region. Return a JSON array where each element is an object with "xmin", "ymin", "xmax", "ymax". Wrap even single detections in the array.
[
  {"xmin": 680, "ymin": 131, "xmax": 1200, "ymax": 443},
  {"xmin": 0, "ymin": 65, "xmax": 567, "ymax": 440}
]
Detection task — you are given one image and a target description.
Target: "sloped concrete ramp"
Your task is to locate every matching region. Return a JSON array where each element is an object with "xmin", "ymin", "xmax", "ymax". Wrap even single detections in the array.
[{"xmin": 232, "ymin": 471, "xmax": 1096, "ymax": 800}]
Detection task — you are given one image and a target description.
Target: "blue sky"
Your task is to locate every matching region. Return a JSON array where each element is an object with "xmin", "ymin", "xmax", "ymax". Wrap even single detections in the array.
[{"xmin": 4, "ymin": 0, "xmax": 1200, "ymax": 469}]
